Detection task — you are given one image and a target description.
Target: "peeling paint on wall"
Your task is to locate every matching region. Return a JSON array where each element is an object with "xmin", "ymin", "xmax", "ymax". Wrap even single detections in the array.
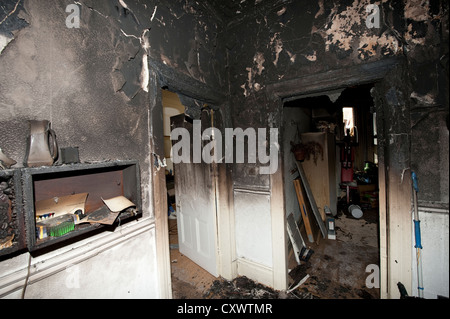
[
  {"xmin": 140, "ymin": 29, "xmax": 151, "ymax": 92},
  {"xmin": 304, "ymin": 50, "xmax": 317, "ymax": 61},
  {"xmin": 0, "ymin": 0, "xmax": 28, "ymax": 54},
  {"xmin": 286, "ymin": 50, "xmax": 296, "ymax": 63},
  {"xmin": 254, "ymin": 51, "xmax": 265, "ymax": 75},
  {"xmin": 315, "ymin": 0, "xmax": 325, "ymax": 19},
  {"xmin": 0, "ymin": 33, "xmax": 13, "ymax": 54},
  {"xmin": 152, "ymin": 153, "xmax": 167, "ymax": 173},
  {"xmin": 277, "ymin": 7, "xmax": 287, "ymax": 16},
  {"xmin": 241, "ymin": 51, "xmax": 266, "ymax": 97},
  {"xmin": 320, "ymin": 1, "xmax": 362, "ymax": 52},
  {"xmin": 358, "ymin": 33, "xmax": 400, "ymax": 59},
  {"xmin": 311, "ymin": 0, "xmax": 402, "ymax": 60},
  {"xmin": 270, "ymin": 32, "xmax": 283, "ymax": 66},
  {"xmin": 410, "ymin": 91, "xmax": 436, "ymax": 105},
  {"xmin": 404, "ymin": 0, "xmax": 430, "ymax": 22}
]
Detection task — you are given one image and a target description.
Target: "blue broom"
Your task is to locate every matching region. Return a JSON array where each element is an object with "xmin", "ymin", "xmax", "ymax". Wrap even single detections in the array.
[{"xmin": 412, "ymin": 171, "xmax": 424, "ymax": 298}]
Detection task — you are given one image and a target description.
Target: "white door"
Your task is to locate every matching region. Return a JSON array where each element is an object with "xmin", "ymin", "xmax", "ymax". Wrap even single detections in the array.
[{"xmin": 171, "ymin": 112, "xmax": 218, "ymax": 276}]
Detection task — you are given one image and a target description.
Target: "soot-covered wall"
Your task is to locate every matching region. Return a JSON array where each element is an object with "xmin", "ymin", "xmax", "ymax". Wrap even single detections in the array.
[
  {"xmin": 0, "ymin": 0, "xmax": 227, "ymax": 298},
  {"xmin": 1, "ymin": 0, "xmax": 448, "ymax": 299},
  {"xmin": 0, "ymin": 0, "xmax": 227, "ymax": 213},
  {"xmin": 222, "ymin": 0, "xmax": 448, "ymax": 297},
  {"xmin": 225, "ymin": 0, "xmax": 448, "ymax": 207}
]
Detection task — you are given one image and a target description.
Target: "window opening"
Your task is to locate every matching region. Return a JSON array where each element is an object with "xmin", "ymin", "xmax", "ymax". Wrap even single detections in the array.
[{"xmin": 343, "ymin": 107, "xmax": 354, "ymax": 137}]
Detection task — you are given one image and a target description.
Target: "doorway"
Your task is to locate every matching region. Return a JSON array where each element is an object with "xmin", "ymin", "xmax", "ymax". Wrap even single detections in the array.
[
  {"xmin": 161, "ymin": 89, "xmax": 218, "ymax": 298},
  {"xmin": 282, "ymin": 83, "xmax": 381, "ymax": 298}
]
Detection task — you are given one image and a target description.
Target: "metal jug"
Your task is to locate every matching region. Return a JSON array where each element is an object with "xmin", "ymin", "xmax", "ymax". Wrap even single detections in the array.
[{"xmin": 24, "ymin": 120, "xmax": 58, "ymax": 167}]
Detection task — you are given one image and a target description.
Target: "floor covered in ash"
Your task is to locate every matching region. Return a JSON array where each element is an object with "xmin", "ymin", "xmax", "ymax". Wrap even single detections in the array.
[{"xmin": 168, "ymin": 205, "xmax": 380, "ymax": 299}]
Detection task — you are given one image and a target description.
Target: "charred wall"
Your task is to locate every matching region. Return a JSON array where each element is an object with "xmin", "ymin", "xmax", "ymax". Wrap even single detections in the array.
[
  {"xmin": 0, "ymin": 0, "xmax": 227, "ymax": 298},
  {"xmin": 0, "ymin": 0, "xmax": 228, "ymax": 216},
  {"xmin": 0, "ymin": 0, "xmax": 448, "ymax": 298},
  {"xmin": 221, "ymin": 0, "xmax": 448, "ymax": 296},
  {"xmin": 225, "ymin": 0, "xmax": 449, "ymax": 205}
]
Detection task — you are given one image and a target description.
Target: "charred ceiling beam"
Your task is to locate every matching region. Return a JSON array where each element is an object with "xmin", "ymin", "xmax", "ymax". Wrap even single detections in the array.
[{"xmin": 266, "ymin": 57, "xmax": 403, "ymax": 101}]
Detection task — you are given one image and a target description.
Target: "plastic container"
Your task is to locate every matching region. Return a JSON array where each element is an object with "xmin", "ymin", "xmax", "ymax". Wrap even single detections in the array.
[{"xmin": 348, "ymin": 204, "xmax": 363, "ymax": 219}]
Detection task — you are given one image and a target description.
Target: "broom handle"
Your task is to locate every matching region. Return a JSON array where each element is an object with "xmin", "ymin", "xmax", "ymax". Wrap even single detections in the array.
[{"xmin": 412, "ymin": 171, "xmax": 424, "ymax": 298}]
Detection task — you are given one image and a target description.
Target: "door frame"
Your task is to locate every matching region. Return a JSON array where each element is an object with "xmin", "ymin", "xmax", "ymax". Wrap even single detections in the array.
[
  {"xmin": 150, "ymin": 56, "xmax": 410, "ymax": 298},
  {"xmin": 147, "ymin": 60, "xmax": 232, "ymax": 298},
  {"xmin": 265, "ymin": 57, "xmax": 409, "ymax": 297}
]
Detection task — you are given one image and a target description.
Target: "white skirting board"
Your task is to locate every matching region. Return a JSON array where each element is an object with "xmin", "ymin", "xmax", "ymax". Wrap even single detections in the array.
[{"xmin": 236, "ymin": 257, "xmax": 273, "ymax": 288}]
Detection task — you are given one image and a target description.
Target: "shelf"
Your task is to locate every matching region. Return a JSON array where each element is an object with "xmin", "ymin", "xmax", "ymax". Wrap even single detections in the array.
[{"xmin": 22, "ymin": 160, "xmax": 141, "ymax": 253}]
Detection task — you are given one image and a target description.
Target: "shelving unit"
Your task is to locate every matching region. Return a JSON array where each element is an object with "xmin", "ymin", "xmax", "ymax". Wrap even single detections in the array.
[
  {"xmin": 22, "ymin": 160, "xmax": 141, "ymax": 252},
  {"xmin": 300, "ymin": 132, "xmax": 337, "ymax": 220}
]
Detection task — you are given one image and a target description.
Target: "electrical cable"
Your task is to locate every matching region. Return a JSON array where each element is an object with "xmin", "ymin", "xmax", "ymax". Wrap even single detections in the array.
[{"xmin": 21, "ymin": 253, "xmax": 32, "ymax": 299}]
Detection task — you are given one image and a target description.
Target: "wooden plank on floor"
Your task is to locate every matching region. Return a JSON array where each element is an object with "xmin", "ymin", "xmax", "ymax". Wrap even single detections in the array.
[
  {"xmin": 293, "ymin": 179, "xmax": 314, "ymax": 243},
  {"xmin": 295, "ymin": 160, "xmax": 327, "ymax": 238}
]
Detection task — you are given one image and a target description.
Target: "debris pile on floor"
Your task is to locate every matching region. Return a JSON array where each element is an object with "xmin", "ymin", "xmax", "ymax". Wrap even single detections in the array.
[
  {"xmin": 200, "ymin": 207, "xmax": 380, "ymax": 300},
  {"xmin": 288, "ymin": 261, "xmax": 378, "ymax": 299},
  {"xmin": 203, "ymin": 276, "xmax": 316, "ymax": 299},
  {"xmin": 170, "ymin": 206, "xmax": 380, "ymax": 299}
]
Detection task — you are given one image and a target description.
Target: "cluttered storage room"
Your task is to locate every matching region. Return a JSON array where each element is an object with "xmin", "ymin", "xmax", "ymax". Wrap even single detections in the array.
[{"xmin": 282, "ymin": 84, "xmax": 382, "ymax": 299}]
